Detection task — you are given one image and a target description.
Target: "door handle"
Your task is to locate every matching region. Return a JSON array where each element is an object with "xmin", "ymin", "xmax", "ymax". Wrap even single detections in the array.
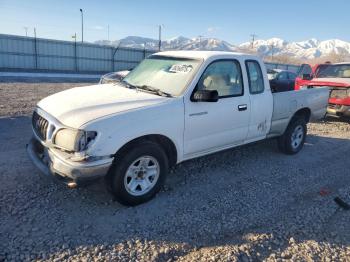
[{"xmin": 238, "ymin": 104, "xmax": 248, "ymax": 111}]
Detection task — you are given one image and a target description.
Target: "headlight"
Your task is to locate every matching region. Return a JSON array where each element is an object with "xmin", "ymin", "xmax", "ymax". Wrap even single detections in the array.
[{"xmin": 54, "ymin": 129, "xmax": 97, "ymax": 152}]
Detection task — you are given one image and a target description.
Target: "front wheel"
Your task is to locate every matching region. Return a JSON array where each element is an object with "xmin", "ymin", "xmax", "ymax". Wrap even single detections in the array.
[
  {"xmin": 108, "ymin": 141, "xmax": 169, "ymax": 206},
  {"xmin": 278, "ymin": 117, "xmax": 307, "ymax": 155}
]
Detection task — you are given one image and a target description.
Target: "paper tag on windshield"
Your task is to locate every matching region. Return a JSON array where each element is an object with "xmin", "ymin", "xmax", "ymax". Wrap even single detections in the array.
[{"xmin": 169, "ymin": 64, "xmax": 193, "ymax": 73}]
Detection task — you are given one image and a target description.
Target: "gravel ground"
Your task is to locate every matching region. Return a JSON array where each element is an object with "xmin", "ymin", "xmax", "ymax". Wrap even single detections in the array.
[{"xmin": 1, "ymin": 82, "xmax": 350, "ymax": 261}]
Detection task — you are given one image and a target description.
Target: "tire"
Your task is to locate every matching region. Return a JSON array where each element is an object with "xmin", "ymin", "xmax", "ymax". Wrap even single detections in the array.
[
  {"xmin": 108, "ymin": 141, "xmax": 169, "ymax": 206},
  {"xmin": 277, "ymin": 117, "xmax": 307, "ymax": 155}
]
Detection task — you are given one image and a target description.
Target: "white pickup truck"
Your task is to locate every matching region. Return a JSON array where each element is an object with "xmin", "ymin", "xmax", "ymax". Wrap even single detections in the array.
[{"xmin": 27, "ymin": 51, "xmax": 329, "ymax": 205}]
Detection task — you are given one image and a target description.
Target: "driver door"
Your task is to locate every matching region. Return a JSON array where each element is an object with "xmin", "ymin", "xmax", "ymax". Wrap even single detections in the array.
[{"xmin": 184, "ymin": 59, "xmax": 250, "ymax": 157}]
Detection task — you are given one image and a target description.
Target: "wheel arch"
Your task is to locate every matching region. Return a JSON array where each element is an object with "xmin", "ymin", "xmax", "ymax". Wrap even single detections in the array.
[
  {"xmin": 277, "ymin": 107, "xmax": 311, "ymax": 136},
  {"xmin": 114, "ymin": 134, "xmax": 178, "ymax": 168},
  {"xmin": 293, "ymin": 107, "xmax": 311, "ymax": 123}
]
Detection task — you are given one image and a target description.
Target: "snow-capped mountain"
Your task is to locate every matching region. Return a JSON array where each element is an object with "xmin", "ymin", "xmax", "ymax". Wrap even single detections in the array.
[
  {"xmin": 163, "ymin": 36, "xmax": 191, "ymax": 49},
  {"xmin": 94, "ymin": 36, "xmax": 350, "ymax": 60},
  {"xmin": 94, "ymin": 36, "xmax": 235, "ymax": 51},
  {"xmin": 179, "ymin": 37, "xmax": 235, "ymax": 51},
  {"xmin": 239, "ymin": 38, "xmax": 350, "ymax": 59}
]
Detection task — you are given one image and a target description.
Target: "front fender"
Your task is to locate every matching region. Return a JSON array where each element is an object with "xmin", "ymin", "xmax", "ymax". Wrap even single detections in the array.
[{"xmin": 81, "ymin": 98, "xmax": 184, "ymax": 163}]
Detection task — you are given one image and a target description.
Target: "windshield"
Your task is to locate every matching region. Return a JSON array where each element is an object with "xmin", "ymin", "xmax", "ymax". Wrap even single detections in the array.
[
  {"xmin": 267, "ymin": 71, "xmax": 279, "ymax": 80},
  {"xmin": 315, "ymin": 64, "xmax": 350, "ymax": 78},
  {"xmin": 122, "ymin": 55, "xmax": 202, "ymax": 96}
]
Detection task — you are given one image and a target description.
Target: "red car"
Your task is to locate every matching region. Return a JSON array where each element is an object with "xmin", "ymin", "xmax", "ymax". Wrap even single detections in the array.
[
  {"xmin": 295, "ymin": 63, "xmax": 350, "ymax": 118},
  {"xmin": 295, "ymin": 64, "xmax": 321, "ymax": 90}
]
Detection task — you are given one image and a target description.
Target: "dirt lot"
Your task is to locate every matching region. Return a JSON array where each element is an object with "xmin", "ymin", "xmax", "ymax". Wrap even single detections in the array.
[{"xmin": 1, "ymin": 82, "xmax": 350, "ymax": 261}]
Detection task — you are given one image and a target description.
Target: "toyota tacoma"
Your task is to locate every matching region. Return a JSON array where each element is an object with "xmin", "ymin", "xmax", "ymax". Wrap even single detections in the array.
[{"xmin": 27, "ymin": 51, "xmax": 329, "ymax": 205}]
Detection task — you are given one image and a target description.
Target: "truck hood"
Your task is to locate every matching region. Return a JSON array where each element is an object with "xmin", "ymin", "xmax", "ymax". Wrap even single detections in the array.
[
  {"xmin": 37, "ymin": 83, "xmax": 168, "ymax": 128},
  {"xmin": 307, "ymin": 78, "xmax": 350, "ymax": 88}
]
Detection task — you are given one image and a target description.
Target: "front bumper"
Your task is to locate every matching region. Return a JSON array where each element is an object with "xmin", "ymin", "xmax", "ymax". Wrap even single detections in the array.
[
  {"xmin": 327, "ymin": 104, "xmax": 350, "ymax": 117},
  {"xmin": 26, "ymin": 137, "xmax": 113, "ymax": 184}
]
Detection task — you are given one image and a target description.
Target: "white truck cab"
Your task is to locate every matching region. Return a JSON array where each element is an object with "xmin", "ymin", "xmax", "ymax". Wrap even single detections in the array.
[{"xmin": 27, "ymin": 51, "xmax": 329, "ymax": 205}]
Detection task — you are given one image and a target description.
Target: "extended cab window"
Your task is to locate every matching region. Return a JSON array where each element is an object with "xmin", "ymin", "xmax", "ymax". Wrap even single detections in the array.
[
  {"xmin": 246, "ymin": 60, "xmax": 264, "ymax": 94},
  {"xmin": 197, "ymin": 60, "xmax": 243, "ymax": 97}
]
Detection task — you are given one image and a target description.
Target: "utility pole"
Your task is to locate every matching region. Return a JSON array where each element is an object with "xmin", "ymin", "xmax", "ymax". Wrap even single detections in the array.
[
  {"xmin": 23, "ymin": 27, "xmax": 28, "ymax": 37},
  {"xmin": 158, "ymin": 25, "xmax": 162, "ymax": 51},
  {"xmin": 270, "ymin": 43, "xmax": 275, "ymax": 62},
  {"xmin": 73, "ymin": 33, "xmax": 78, "ymax": 71},
  {"xmin": 198, "ymin": 35, "xmax": 203, "ymax": 45},
  {"xmin": 250, "ymin": 33, "xmax": 257, "ymax": 49},
  {"xmin": 33, "ymin": 27, "xmax": 38, "ymax": 69},
  {"xmin": 80, "ymin": 9, "xmax": 84, "ymax": 43},
  {"xmin": 107, "ymin": 25, "xmax": 110, "ymax": 41}
]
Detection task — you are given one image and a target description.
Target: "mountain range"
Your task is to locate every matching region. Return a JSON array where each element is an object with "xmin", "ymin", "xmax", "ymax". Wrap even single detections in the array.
[{"xmin": 95, "ymin": 36, "xmax": 350, "ymax": 60}]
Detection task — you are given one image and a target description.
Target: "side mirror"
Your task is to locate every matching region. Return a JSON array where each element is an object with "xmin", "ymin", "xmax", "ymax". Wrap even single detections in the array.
[
  {"xmin": 302, "ymin": 74, "xmax": 312, "ymax": 80},
  {"xmin": 192, "ymin": 90, "xmax": 219, "ymax": 102}
]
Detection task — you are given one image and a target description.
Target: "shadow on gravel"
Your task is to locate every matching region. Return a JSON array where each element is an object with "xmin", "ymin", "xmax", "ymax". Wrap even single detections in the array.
[
  {"xmin": 1, "ymin": 116, "xmax": 350, "ymax": 261},
  {"xmin": 324, "ymin": 115, "xmax": 350, "ymax": 124}
]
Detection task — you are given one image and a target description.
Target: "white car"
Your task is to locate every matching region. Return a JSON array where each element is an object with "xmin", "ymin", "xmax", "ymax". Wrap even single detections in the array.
[{"xmin": 27, "ymin": 51, "xmax": 329, "ymax": 205}]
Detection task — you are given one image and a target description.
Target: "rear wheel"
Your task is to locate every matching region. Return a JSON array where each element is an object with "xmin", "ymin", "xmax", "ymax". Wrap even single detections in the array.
[
  {"xmin": 108, "ymin": 141, "xmax": 169, "ymax": 206},
  {"xmin": 278, "ymin": 117, "xmax": 307, "ymax": 155}
]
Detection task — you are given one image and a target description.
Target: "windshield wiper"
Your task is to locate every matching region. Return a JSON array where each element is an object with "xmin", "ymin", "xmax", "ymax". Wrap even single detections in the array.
[
  {"xmin": 118, "ymin": 80, "xmax": 137, "ymax": 89},
  {"xmin": 135, "ymin": 85, "xmax": 173, "ymax": 98}
]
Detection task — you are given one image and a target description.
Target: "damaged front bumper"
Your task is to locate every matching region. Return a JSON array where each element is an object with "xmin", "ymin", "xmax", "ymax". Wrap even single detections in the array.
[{"xmin": 26, "ymin": 137, "xmax": 114, "ymax": 185}]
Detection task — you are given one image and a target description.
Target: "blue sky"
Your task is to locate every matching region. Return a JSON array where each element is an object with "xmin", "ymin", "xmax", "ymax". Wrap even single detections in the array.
[{"xmin": 1, "ymin": 0, "xmax": 349, "ymax": 44}]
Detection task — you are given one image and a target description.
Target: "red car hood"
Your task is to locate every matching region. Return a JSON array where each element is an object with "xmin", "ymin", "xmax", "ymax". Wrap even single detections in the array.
[
  {"xmin": 307, "ymin": 78, "xmax": 350, "ymax": 88},
  {"xmin": 306, "ymin": 78, "xmax": 350, "ymax": 106}
]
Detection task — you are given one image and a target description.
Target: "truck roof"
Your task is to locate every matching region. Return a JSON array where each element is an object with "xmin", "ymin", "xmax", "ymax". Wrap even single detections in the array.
[
  {"xmin": 333, "ymin": 62, "xmax": 350, "ymax": 65},
  {"xmin": 154, "ymin": 50, "xmax": 258, "ymax": 60}
]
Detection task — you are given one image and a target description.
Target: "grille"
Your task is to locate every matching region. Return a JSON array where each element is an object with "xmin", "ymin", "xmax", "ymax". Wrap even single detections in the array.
[
  {"xmin": 32, "ymin": 111, "xmax": 49, "ymax": 141},
  {"xmin": 330, "ymin": 89, "xmax": 348, "ymax": 99}
]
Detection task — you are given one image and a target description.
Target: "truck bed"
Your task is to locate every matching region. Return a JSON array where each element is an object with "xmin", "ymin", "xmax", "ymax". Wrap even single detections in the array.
[{"xmin": 268, "ymin": 88, "xmax": 329, "ymax": 137}]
